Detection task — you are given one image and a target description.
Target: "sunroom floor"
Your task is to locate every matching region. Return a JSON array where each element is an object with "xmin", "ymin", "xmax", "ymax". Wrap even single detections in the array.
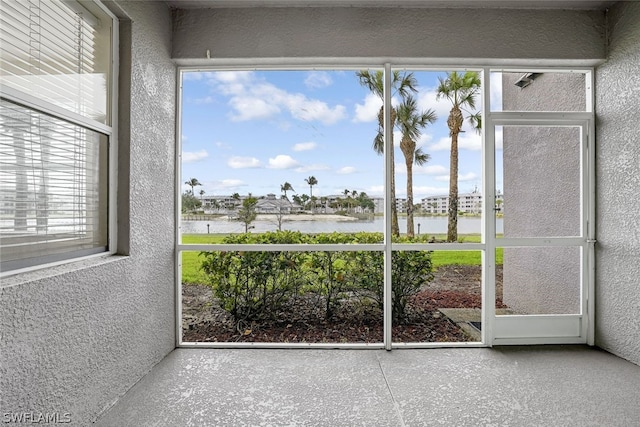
[{"xmin": 96, "ymin": 345, "xmax": 640, "ymax": 426}]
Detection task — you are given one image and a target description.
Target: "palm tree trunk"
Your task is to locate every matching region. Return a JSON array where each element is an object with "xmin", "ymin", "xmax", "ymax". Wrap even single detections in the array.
[
  {"xmin": 406, "ymin": 158, "xmax": 414, "ymax": 238},
  {"xmin": 390, "ymin": 110, "xmax": 400, "ymax": 237},
  {"xmin": 390, "ymin": 151, "xmax": 400, "ymax": 237},
  {"xmin": 447, "ymin": 131, "xmax": 459, "ymax": 242}
]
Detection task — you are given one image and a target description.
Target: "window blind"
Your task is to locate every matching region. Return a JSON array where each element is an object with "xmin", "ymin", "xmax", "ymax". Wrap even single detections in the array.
[
  {"xmin": 0, "ymin": 0, "xmax": 110, "ymax": 124},
  {"xmin": 0, "ymin": 98, "xmax": 108, "ymax": 271},
  {"xmin": 0, "ymin": 0, "xmax": 113, "ymax": 272}
]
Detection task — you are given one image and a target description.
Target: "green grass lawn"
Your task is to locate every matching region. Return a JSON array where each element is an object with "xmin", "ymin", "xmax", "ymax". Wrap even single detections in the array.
[
  {"xmin": 181, "ymin": 234, "xmax": 225, "ymax": 284},
  {"xmin": 180, "ymin": 233, "xmax": 503, "ymax": 284}
]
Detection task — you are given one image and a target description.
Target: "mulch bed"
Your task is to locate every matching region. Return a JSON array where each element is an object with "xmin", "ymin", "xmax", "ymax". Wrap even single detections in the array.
[{"xmin": 182, "ymin": 264, "xmax": 506, "ymax": 344}]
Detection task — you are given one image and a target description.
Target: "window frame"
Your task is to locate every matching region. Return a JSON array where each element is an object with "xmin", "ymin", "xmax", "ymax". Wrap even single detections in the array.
[{"xmin": 0, "ymin": 0, "xmax": 119, "ymax": 277}]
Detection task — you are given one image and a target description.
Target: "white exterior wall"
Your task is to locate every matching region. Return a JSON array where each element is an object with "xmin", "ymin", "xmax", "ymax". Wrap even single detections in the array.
[
  {"xmin": 595, "ymin": 1, "xmax": 640, "ymax": 366},
  {"xmin": 0, "ymin": 1, "xmax": 177, "ymax": 423}
]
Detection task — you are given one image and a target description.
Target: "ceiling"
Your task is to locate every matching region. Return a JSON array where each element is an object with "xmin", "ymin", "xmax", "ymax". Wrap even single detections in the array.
[{"xmin": 167, "ymin": 0, "xmax": 617, "ymax": 10}]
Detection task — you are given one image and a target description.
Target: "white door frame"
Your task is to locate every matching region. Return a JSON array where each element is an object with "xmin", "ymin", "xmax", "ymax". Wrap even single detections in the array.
[{"xmin": 483, "ymin": 92, "xmax": 594, "ymax": 345}]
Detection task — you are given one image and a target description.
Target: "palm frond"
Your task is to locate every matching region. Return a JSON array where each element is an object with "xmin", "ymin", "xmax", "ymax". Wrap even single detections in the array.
[{"xmin": 414, "ymin": 148, "xmax": 430, "ymax": 166}]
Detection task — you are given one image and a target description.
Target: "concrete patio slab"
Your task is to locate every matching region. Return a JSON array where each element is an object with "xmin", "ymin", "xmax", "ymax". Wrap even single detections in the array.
[{"xmin": 96, "ymin": 346, "xmax": 640, "ymax": 426}]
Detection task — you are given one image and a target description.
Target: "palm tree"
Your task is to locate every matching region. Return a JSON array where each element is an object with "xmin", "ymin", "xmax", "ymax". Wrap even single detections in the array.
[
  {"xmin": 231, "ymin": 192, "xmax": 241, "ymax": 209},
  {"xmin": 343, "ymin": 189, "xmax": 351, "ymax": 212},
  {"xmin": 280, "ymin": 182, "xmax": 294, "ymax": 200},
  {"xmin": 199, "ymin": 189, "xmax": 205, "ymax": 203},
  {"xmin": 397, "ymin": 95, "xmax": 437, "ymax": 237},
  {"xmin": 300, "ymin": 194, "xmax": 310, "ymax": 210},
  {"xmin": 351, "ymin": 190, "xmax": 359, "ymax": 213},
  {"xmin": 184, "ymin": 178, "xmax": 201, "ymax": 195},
  {"xmin": 305, "ymin": 176, "xmax": 318, "ymax": 212},
  {"xmin": 357, "ymin": 70, "xmax": 418, "ymax": 236},
  {"xmin": 437, "ymin": 71, "xmax": 481, "ymax": 242}
]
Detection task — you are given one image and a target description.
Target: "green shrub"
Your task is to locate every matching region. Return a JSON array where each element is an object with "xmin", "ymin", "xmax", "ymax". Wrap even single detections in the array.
[
  {"xmin": 199, "ymin": 231, "xmax": 308, "ymax": 321},
  {"xmin": 352, "ymin": 235, "xmax": 434, "ymax": 322},
  {"xmin": 199, "ymin": 231, "xmax": 434, "ymax": 323}
]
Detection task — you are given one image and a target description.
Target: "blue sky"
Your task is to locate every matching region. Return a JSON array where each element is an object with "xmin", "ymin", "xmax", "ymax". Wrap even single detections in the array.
[{"xmin": 180, "ymin": 69, "xmax": 501, "ymax": 201}]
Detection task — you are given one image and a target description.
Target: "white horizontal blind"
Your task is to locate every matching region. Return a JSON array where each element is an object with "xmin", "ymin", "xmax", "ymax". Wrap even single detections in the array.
[
  {"xmin": 0, "ymin": 98, "xmax": 108, "ymax": 271},
  {"xmin": 0, "ymin": 0, "xmax": 112, "ymax": 273},
  {"xmin": 0, "ymin": 0, "xmax": 109, "ymax": 124}
]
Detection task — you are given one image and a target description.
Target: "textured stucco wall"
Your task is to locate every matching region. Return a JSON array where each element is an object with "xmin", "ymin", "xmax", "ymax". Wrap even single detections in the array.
[
  {"xmin": 595, "ymin": 1, "xmax": 640, "ymax": 366},
  {"xmin": 172, "ymin": 7, "xmax": 606, "ymax": 65},
  {"xmin": 0, "ymin": 1, "xmax": 176, "ymax": 424},
  {"xmin": 501, "ymin": 73, "xmax": 584, "ymax": 314}
]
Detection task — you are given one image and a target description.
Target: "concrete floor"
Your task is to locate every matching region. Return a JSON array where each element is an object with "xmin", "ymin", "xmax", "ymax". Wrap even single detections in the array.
[{"xmin": 96, "ymin": 346, "xmax": 640, "ymax": 426}]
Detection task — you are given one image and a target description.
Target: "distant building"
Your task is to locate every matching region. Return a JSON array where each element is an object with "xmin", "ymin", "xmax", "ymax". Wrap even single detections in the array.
[
  {"xmin": 255, "ymin": 194, "xmax": 301, "ymax": 214},
  {"xmin": 421, "ymin": 191, "xmax": 504, "ymax": 214}
]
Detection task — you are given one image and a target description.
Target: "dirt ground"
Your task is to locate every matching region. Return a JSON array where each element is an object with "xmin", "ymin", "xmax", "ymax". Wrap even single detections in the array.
[{"xmin": 181, "ymin": 264, "xmax": 504, "ymax": 343}]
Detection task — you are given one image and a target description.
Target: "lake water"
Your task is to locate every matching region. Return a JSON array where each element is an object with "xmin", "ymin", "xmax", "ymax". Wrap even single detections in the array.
[{"xmin": 181, "ymin": 216, "xmax": 504, "ymax": 235}]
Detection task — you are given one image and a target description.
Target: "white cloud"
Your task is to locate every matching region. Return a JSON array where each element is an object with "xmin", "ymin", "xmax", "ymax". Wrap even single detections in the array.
[
  {"xmin": 305, "ymin": 71, "xmax": 333, "ymax": 89},
  {"xmin": 336, "ymin": 166, "xmax": 356, "ymax": 175},
  {"xmin": 459, "ymin": 172, "xmax": 479, "ymax": 182},
  {"xmin": 220, "ymin": 179, "xmax": 244, "ymax": 188},
  {"xmin": 353, "ymin": 93, "xmax": 381, "ymax": 123},
  {"xmin": 228, "ymin": 156, "xmax": 262, "ymax": 169},
  {"xmin": 396, "ymin": 162, "xmax": 447, "ymax": 175},
  {"xmin": 413, "ymin": 186, "xmax": 451, "ymax": 198},
  {"xmin": 429, "ymin": 132, "xmax": 482, "ymax": 152},
  {"xmin": 204, "ymin": 179, "xmax": 245, "ymax": 192},
  {"xmin": 417, "ymin": 133, "xmax": 433, "ymax": 148},
  {"xmin": 182, "ymin": 149, "xmax": 208, "ymax": 163},
  {"xmin": 213, "ymin": 71, "xmax": 253, "ymax": 88},
  {"xmin": 228, "ymin": 96, "xmax": 280, "ymax": 121},
  {"xmin": 295, "ymin": 164, "xmax": 330, "ymax": 173},
  {"xmin": 292, "ymin": 141, "xmax": 317, "ymax": 152},
  {"xmin": 435, "ymin": 172, "xmax": 478, "ymax": 182},
  {"xmin": 215, "ymin": 141, "xmax": 231, "ymax": 149},
  {"xmin": 211, "ymin": 71, "xmax": 346, "ymax": 125},
  {"xmin": 416, "ymin": 164, "xmax": 448, "ymax": 175},
  {"xmin": 268, "ymin": 154, "xmax": 300, "ymax": 169},
  {"xmin": 367, "ymin": 185, "xmax": 384, "ymax": 197},
  {"xmin": 416, "ymin": 88, "xmax": 456, "ymax": 121},
  {"xmin": 287, "ymin": 97, "xmax": 346, "ymax": 124}
]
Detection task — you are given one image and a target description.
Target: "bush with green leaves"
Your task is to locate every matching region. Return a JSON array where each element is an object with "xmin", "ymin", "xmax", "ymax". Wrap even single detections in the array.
[
  {"xmin": 304, "ymin": 232, "xmax": 364, "ymax": 319},
  {"xmin": 199, "ymin": 231, "xmax": 308, "ymax": 321},
  {"xmin": 349, "ymin": 234, "xmax": 434, "ymax": 322},
  {"xmin": 199, "ymin": 231, "xmax": 433, "ymax": 323}
]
